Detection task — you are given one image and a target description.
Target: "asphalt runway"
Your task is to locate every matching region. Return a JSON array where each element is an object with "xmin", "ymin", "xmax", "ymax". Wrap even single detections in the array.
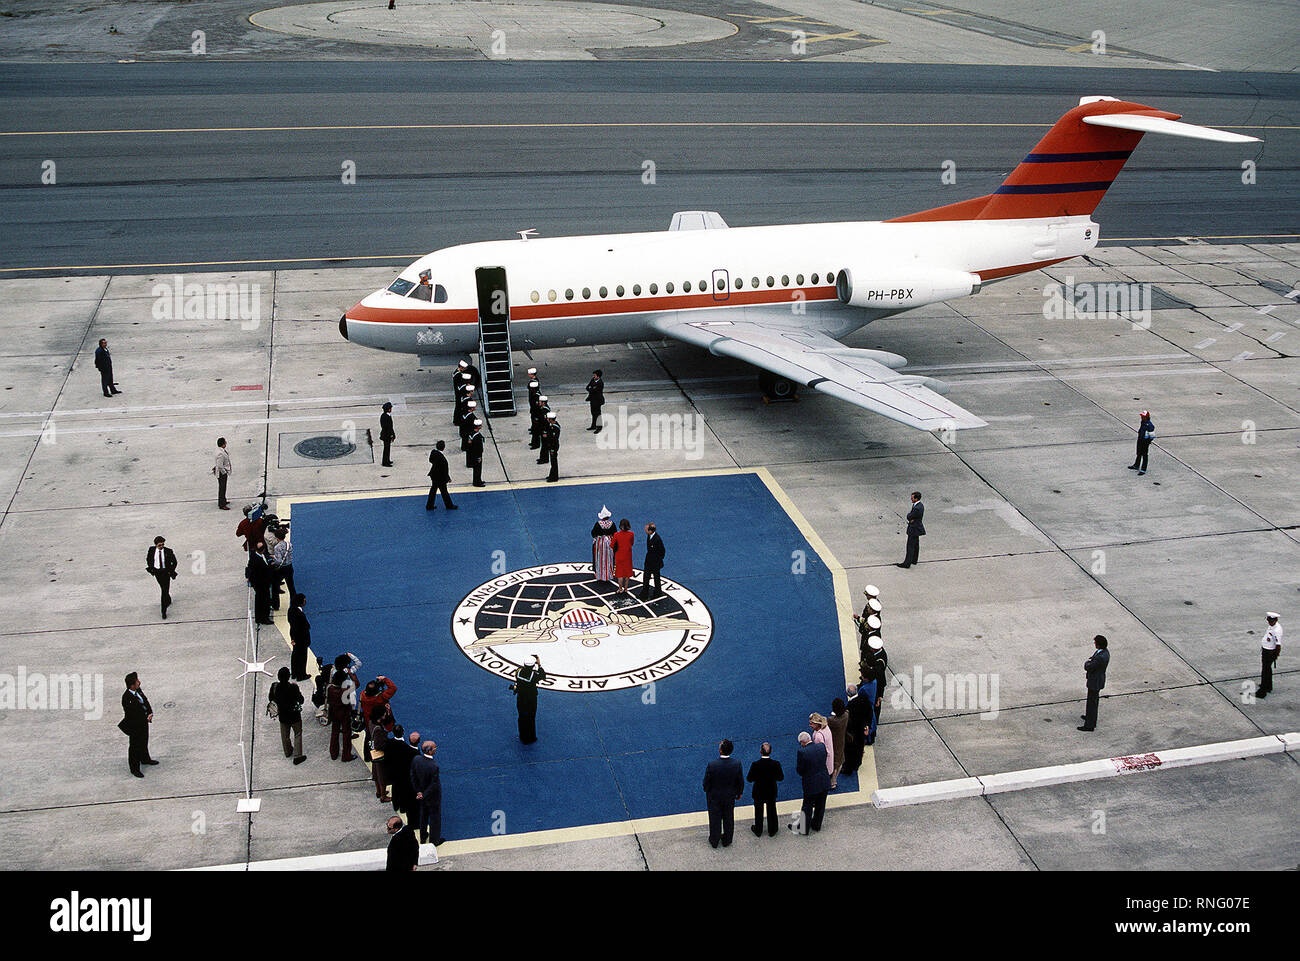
[{"xmin": 0, "ymin": 62, "xmax": 1295, "ymax": 275}]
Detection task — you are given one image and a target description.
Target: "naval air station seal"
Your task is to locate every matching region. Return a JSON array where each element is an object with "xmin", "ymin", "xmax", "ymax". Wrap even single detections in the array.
[{"xmin": 451, "ymin": 563, "xmax": 713, "ymax": 692}]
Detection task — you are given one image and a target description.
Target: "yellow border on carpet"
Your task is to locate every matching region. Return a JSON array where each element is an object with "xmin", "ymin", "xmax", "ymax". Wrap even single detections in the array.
[{"xmin": 266, "ymin": 466, "xmax": 878, "ymax": 854}]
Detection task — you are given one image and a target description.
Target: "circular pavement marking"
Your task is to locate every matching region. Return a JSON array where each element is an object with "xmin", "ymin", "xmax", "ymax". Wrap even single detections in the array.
[{"xmin": 252, "ymin": 0, "xmax": 738, "ymax": 58}]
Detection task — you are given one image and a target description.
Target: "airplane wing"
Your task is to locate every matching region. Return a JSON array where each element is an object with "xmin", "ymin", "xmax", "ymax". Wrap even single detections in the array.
[
  {"xmin": 651, "ymin": 316, "xmax": 987, "ymax": 431},
  {"xmin": 669, "ymin": 210, "xmax": 729, "ymax": 231}
]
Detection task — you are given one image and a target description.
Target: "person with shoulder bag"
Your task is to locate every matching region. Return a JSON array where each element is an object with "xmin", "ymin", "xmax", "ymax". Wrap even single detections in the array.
[{"xmin": 268, "ymin": 667, "xmax": 306, "ymax": 764}]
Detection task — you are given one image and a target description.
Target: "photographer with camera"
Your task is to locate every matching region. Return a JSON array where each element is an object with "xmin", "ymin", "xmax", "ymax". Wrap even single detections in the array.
[
  {"xmin": 510, "ymin": 656, "xmax": 547, "ymax": 744},
  {"xmin": 264, "ymin": 519, "xmax": 295, "ymax": 611}
]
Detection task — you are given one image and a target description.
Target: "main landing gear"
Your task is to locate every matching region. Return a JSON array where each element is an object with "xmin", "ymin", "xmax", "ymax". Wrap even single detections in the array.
[{"xmin": 758, "ymin": 371, "xmax": 799, "ymax": 404}]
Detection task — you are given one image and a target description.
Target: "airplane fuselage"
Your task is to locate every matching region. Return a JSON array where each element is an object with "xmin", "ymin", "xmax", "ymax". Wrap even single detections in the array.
[{"xmin": 340, "ymin": 215, "xmax": 1097, "ymax": 360}]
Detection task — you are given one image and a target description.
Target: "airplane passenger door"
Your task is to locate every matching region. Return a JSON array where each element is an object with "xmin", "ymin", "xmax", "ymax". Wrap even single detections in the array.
[
  {"xmin": 475, "ymin": 266, "xmax": 517, "ymax": 417},
  {"xmin": 712, "ymin": 268, "xmax": 730, "ymax": 303}
]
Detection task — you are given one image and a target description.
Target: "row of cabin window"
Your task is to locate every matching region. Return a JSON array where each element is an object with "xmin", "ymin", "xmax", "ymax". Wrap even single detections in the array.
[{"xmin": 527, "ymin": 271, "xmax": 837, "ymax": 304}]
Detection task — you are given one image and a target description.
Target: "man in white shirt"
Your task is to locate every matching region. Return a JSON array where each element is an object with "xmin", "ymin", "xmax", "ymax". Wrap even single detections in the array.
[
  {"xmin": 1258, "ymin": 612, "xmax": 1283, "ymax": 699},
  {"xmin": 213, "ymin": 437, "xmax": 232, "ymax": 510}
]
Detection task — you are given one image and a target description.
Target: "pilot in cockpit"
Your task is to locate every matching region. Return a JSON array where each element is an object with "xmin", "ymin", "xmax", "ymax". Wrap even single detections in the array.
[{"xmin": 411, "ymin": 269, "xmax": 434, "ymax": 302}]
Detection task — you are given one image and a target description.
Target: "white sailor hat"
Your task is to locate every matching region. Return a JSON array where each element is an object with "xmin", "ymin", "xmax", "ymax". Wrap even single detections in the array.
[
  {"xmin": 867, "ymin": 634, "xmax": 884, "ymax": 650},
  {"xmin": 546, "ymin": 411, "xmax": 556, "ymax": 419},
  {"xmin": 472, "ymin": 418, "xmax": 482, "ymax": 428},
  {"xmin": 467, "ymin": 400, "xmax": 477, "ymax": 408},
  {"xmin": 461, "ymin": 372, "xmax": 472, "ymax": 381},
  {"xmin": 598, "ymin": 505, "xmax": 612, "ymax": 519},
  {"xmin": 863, "ymin": 584, "xmax": 880, "ymax": 598},
  {"xmin": 865, "ymin": 615, "xmax": 881, "ymax": 631},
  {"xmin": 458, "ymin": 360, "xmax": 468, "ymax": 368},
  {"xmin": 527, "ymin": 367, "xmax": 537, "ymax": 375},
  {"xmin": 538, "ymin": 395, "xmax": 548, "ymax": 403},
  {"xmin": 529, "ymin": 380, "xmax": 539, "ymax": 388},
  {"xmin": 1266, "ymin": 611, "xmax": 1280, "ymax": 619},
  {"xmin": 866, "ymin": 598, "xmax": 882, "ymax": 614}
]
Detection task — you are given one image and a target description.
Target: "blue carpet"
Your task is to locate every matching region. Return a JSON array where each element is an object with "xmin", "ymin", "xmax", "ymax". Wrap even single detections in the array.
[{"xmin": 287, "ymin": 472, "xmax": 854, "ymax": 838}]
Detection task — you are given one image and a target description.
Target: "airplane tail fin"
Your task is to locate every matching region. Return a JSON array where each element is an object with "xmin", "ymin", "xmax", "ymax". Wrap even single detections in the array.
[{"xmin": 889, "ymin": 97, "xmax": 1259, "ymax": 224}]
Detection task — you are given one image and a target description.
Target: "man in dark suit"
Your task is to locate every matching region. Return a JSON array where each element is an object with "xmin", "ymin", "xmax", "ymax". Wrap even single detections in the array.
[
  {"xmin": 385, "ymin": 815, "xmax": 419, "ymax": 871},
  {"xmin": 745, "ymin": 742, "xmax": 784, "ymax": 837},
  {"xmin": 383, "ymin": 724, "xmax": 418, "ymax": 815},
  {"xmin": 144, "ymin": 535, "xmax": 178, "ymax": 619},
  {"xmin": 795, "ymin": 731, "xmax": 831, "ymax": 833},
  {"xmin": 288, "ymin": 593, "xmax": 311, "ymax": 680},
  {"xmin": 511, "ymin": 656, "xmax": 546, "ymax": 743},
  {"xmin": 409, "ymin": 739, "xmax": 445, "ymax": 844},
  {"xmin": 94, "ymin": 338, "xmax": 120, "ymax": 397},
  {"xmin": 896, "ymin": 491, "xmax": 925, "ymax": 568},
  {"xmin": 467, "ymin": 419, "xmax": 486, "ymax": 487},
  {"xmin": 379, "ymin": 402, "xmax": 396, "ymax": 467},
  {"xmin": 640, "ymin": 522, "xmax": 665, "ymax": 599},
  {"xmin": 118, "ymin": 672, "xmax": 157, "ymax": 777},
  {"xmin": 248, "ymin": 541, "xmax": 274, "ymax": 625},
  {"xmin": 1079, "ymin": 634, "xmax": 1110, "ymax": 731},
  {"xmin": 842, "ymin": 683, "xmax": 872, "ymax": 777},
  {"xmin": 702, "ymin": 739, "xmax": 744, "ymax": 848},
  {"xmin": 585, "ymin": 369, "xmax": 605, "ymax": 433},
  {"xmin": 426, "ymin": 440, "xmax": 457, "ymax": 509}
]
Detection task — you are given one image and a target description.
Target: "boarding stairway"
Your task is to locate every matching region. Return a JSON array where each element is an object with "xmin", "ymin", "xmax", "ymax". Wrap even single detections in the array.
[
  {"xmin": 475, "ymin": 266, "xmax": 517, "ymax": 417},
  {"xmin": 478, "ymin": 327, "xmax": 517, "ymax": 417}
]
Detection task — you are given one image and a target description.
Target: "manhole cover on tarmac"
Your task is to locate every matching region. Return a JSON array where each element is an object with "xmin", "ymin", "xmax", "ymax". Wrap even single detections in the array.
[
  {"xmin": 294, "ymin": 435, "xmax": 357, "ymax": 460},
  {"xmin": 277, "ymin": 431, "xmax": 374, "ymax": 468}
]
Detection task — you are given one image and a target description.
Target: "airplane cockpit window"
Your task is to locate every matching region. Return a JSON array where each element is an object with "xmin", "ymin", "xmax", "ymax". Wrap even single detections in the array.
[{"xmin": 398, "ymin": 278, "xmax": 446, "ymax": 303}]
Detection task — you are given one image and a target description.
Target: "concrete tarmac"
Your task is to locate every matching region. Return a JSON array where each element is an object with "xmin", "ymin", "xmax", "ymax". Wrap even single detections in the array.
[
  {"xmin": 0, "ymin": 238, "xmax": 1296, "ymax": 870},
  {"xmin": 0, "ymin": 62, "xmax": 1294, "ymax": 275}
]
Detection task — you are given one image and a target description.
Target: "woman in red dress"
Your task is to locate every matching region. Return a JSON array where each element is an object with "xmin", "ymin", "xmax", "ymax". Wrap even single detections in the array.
[{"xmin": 611, "ymin": 518, "xmax": 635, "ymax": 595}]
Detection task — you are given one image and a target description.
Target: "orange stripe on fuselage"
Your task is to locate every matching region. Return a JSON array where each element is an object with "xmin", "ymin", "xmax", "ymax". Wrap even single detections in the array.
[
  {"xmin": 347, "ymin": 286, "xmax": 840, "ymax": 324},
  {"xmin": 976, "ymin": 257, "xmax": 1070, "ymax": 282}
]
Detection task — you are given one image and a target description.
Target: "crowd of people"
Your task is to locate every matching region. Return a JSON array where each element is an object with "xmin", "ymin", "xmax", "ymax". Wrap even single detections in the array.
[
  {"xmin": 112, "ymin": 345, "xmax": 1284, "ymax": 867},
  {"xmin": 701, "ymin": 594, "xmax": 889, "ymax": 848}
]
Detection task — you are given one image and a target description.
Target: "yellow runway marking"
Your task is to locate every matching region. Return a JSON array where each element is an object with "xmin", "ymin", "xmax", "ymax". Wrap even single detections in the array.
[
  {"xmin": 802, "ymin": 31, "xmax": 864, "ymax": 44},
  {"xmin": 4, "ymin": 235, "xmax": 1295, "ymax": 276},
  {"xmin": 0, "ymin": 254, "xmax": 414, "ymax": 273},
  {"xmin": 2, "ymin": 121, "xmax": 1290, "ymax": 138},
  {"xmin": 731, "ymin": 14, "xmax": 836, "ymax": 26},
  {"xmin": 0, "ymin": 121, "xmax": 1058, "ymax": 137},
  {"xmin": 269, "ymin": 466, "xmax": 878, "ymax": 852}
]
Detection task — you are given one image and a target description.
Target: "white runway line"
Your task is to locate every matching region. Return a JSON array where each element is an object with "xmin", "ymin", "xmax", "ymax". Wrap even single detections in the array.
[
  {"xmin": 186, "ymin": 732, "xmax": 1297, "ymax": 871},
  {"xmin": 872, "ymin": 732, "xmax": 1298, "ymax": 809}
]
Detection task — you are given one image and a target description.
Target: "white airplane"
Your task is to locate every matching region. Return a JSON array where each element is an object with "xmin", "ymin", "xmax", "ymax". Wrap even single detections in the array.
[{"xmin": 340, "ymin": 97, "xmax": 1257, "ymax": 431}]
